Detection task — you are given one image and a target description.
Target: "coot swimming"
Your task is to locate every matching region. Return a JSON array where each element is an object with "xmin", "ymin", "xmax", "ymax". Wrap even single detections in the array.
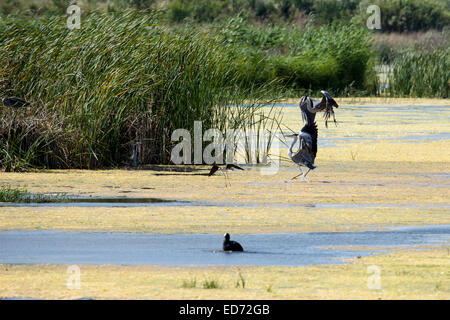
[{"xmin": 223, "ymin": 233, "xmax": 244, "ymax": 252}]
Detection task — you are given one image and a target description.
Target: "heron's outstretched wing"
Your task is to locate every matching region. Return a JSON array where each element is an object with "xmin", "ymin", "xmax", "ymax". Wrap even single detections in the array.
[
  {"xmin": 225, "ymin": 164, "xmax": 244, "ymax": 171},
  {"xmin": 301, "ymin": 92, "xmax": 337, "ymax": 116},
  {"xmin": 291, "ymin": 141, "xmax": 316, "ymax": 169},
  {"xmin": 319, "ymin": 90, "xmax": 338, "ymax": 128},
  {"xmin": 320, "ymin": 90, "xmax": 338, "ymax": 109},
  {"xmin": 290, "ymin": 118, "xmax": 318, "ymax": 169},
  {"xmin": 208, "ymin": 164, "xmax": 220, "ymax": 176}
]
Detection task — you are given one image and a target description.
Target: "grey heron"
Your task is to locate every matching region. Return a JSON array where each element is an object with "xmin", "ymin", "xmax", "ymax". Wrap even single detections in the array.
[
  {"xmin": 130, "ymin": 141, "xmax": 141, "ymax": 168},
  {"xmin": 1, "ymin": 95, "xmax": 30, "ymax": 109},
  {"xmin": 223, "ymin": 233, "xmax": 244, "ymax": 252},
  {"xmin": 286, "ymin": 90, "xmax": 339, "ymax": 181}
]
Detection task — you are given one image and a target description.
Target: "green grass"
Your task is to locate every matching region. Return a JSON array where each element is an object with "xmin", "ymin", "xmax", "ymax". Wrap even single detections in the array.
[
  {"xmin": 202, "ymin": 279, "xmax": 220, "ymax": 289},
  {"xmin": 0, "ymin": 184, "xmax": 66, "ymax": 203},
  {"xmin": 2, "ymin": 0, "xmax": 448, "ymax": 33},
  {"xmin": 0, "ymin": 11, "xmax": 378, "ymax": 171},
  {"xmin": 359, "ymin": 0, "xmax": 450, "ymax": 32},
  {"xmin": 0, "ymin": 185, "xmax": 28, "ymax": 202},
  {"xmin": 2, "ymin": 10, "xmax": 444, "ymax": 172},
  {"xmin": 388, "ymin": 48, "xmax": 449, "ymax": 98},
  {"xmin": 181, "ymin": 278, "xmax": 197, "ymax": 288},
  {"xmin": 0, "ymin": 11, "xmax": 276, "ymax": 170},
  {"xmin": 235, "ymin": 272, "xmax": 246, "ymax": 288},
  {"xmin": 216, "ymin": 17, "xmax": 377, "ymax": 94}
]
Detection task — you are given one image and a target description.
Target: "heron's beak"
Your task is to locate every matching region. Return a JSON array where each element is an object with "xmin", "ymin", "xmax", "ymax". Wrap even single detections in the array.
[{"xmin": 284, "ymin": 134, "xmax": 298, "ymax": 138}]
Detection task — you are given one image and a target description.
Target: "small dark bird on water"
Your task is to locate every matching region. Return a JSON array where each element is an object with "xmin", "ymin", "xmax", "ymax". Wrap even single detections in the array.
[
  {"xmin": 1, "ymin": 95, "xmax": 31, "ymax": 108},
  {"xmin": 208, "ymin": 163, "xmax": 244, "ymax": 176},
  {"xmin": 223, "ymin": 233, "xmax": 244, "ymax": 252}
]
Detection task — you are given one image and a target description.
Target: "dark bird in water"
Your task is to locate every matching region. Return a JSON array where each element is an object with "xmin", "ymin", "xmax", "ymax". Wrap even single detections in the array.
[
  {"xmin": 1, "ymin": 95, "xmax": 31, "ymax": 109},
  {"xmin": 208, "ymin": 163, "xmax": 244, "ymax": 176},
  {"xmin": 286, "ymin": 90, "xmax": 339, "ymax": 181},
  {"xmin": 223, "ymin": 233, "xmax": 244, "ymax": 252}
]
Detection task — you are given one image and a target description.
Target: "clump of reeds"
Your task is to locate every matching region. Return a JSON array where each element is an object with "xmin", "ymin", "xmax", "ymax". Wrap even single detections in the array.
[
  {"xmin": 388, "ymin": 48, "xmax": 449, "ymax": 98},
  {"xmin": 0, "ymin": 108, "xmax": 68, "ymax": 171},
  {"xmin": 202, "ymin": 279, "xmax": 220, "ymax": 289},
  {"xmin": 0, "ymin": 185, "xmax": 28, "ymax": 202},
  {"xmin": 0, "ymin": 184, "xmax": 66, "ymax": 203},
  {"xmin": 181, "ymin": 278, "xmax": 197, "ymax": 288},
  {"xmin": 235, "ymin": 272, "xmax": 246, "ymax": 288},
  {"xmin": 0, "ymin": 11, "xmax": 272, "ymax": 170}
]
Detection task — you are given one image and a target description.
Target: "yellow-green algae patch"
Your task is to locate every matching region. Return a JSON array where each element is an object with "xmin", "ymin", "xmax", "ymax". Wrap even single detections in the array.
[
  {"xmin": 0, "ymin": 160, "xmax": 448, "ymax": 203},
  {"xmin": 0, "ymin": 161, "xmax": 449, "ymax": 233},
  {"xmin": 0, "ymin": 206, "xmax": 448, "ymax": 234},
  {"xmin": 322, "ymin": 141, "xmax": 450, "ymax": 162},
  {"xmin": 0, "ymin": 247, "xmax": 448, "ymax": 299}
]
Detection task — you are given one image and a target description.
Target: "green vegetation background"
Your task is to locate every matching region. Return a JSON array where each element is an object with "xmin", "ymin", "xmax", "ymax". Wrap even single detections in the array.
[{"xmin": 0, "ymin": 0, "xmax": 448, "ymax": 170}]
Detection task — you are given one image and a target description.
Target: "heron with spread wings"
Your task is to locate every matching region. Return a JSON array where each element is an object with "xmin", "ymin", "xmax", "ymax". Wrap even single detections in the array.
[{"xmin": 286, "ymin": 90, "xmax": 339, "ymax": 181}]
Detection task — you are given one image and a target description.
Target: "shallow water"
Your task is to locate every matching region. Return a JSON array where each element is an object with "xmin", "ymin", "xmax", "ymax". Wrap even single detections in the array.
[
  {"xmin": 0, "ymin": 225, "xmax": 448, "ymax": 266},
  {"xmin": 281, "ymin": 133, "xmax": 450, "ymax": 149},
  {"xmin": 280, "ymin": 104, "xmax": 450, "ymax": 147}
]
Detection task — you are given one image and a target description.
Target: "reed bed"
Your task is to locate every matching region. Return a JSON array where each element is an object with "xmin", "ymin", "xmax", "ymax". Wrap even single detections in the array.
[
  {"xmin": 2, "ymin": 10, "xmax": 443, "ymax": 171},
  {"xmin": 0, "ymin": 11, "xmax": 275, "ymax": 170},
  {"xmin": 388, "ymin": 48, "xmax": 449, "ymax": 98},
  {"xmin": 0, "ymin": 184, "xmax": 66, "ymax": 203}
]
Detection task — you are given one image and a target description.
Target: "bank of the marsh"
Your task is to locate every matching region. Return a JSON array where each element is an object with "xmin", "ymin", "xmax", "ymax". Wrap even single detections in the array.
[
  {"xmin": 0, "ymin": 159, "xmax": 449, "ymax": 234},
  {"xmin": 1, "ymin": 247, "xmax": 448, "ymax": 299}
]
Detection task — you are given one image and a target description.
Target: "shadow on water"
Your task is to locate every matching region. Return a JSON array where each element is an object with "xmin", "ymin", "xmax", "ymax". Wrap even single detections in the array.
[
  {"xmin": 0, "ymin": 197, "xmax": 188, "ymax": 207},
  {"xmin": 0, "ymin": 225, "xmax": 448, "ymax": 266},
  {"xmin": 0, "ymin": 196, "xmax": 448, "ymax": 209},
  {"xmin": 67, "ymin": 197, "xmax": 173, "ymax": 204}
]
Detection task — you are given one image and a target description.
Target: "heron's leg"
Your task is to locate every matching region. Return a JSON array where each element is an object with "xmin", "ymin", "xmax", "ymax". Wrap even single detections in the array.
[
  {"xmin": 225, "ymin": 171, "xmax": 231, "ymax": 187},
  {"xmin": 304, "ymin": 168, "xmax": 311, "ymax": 177},
  {"xmin": 221, "ymin": 168, "xmax": 230, "ymax": 187},
  {"xmin": 290, "ymin": 173, "xmax": 302, "ymax": 180},
  {"xmin": 300, "ymin": 168, "xmax": 311, "ymax": 182},
  {"xmin": 291, "ymin": 167, "xmax": 305, "ymax": 180}
]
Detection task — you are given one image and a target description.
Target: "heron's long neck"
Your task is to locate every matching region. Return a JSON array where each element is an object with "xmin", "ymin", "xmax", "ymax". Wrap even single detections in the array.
[
  {"xmin": 289, "ymin": 135, "xmax": 298, "ymax": 157},
  {"xmin": 301, "ymin": 104, "xmax": 315, "ymax": 126}
]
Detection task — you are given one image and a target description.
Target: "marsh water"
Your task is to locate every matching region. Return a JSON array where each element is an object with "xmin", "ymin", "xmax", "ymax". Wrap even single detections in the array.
[
  {"xmin": 0, "ymin": 103, "xmax": 449, "ymax": 267},
  {"xmin": 0, "ymin": 225, "xmax": 448, "ymax": 266},
  {"xmin": 280, "ymin": 104, "xmax": 450, "ymax": 147}
]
